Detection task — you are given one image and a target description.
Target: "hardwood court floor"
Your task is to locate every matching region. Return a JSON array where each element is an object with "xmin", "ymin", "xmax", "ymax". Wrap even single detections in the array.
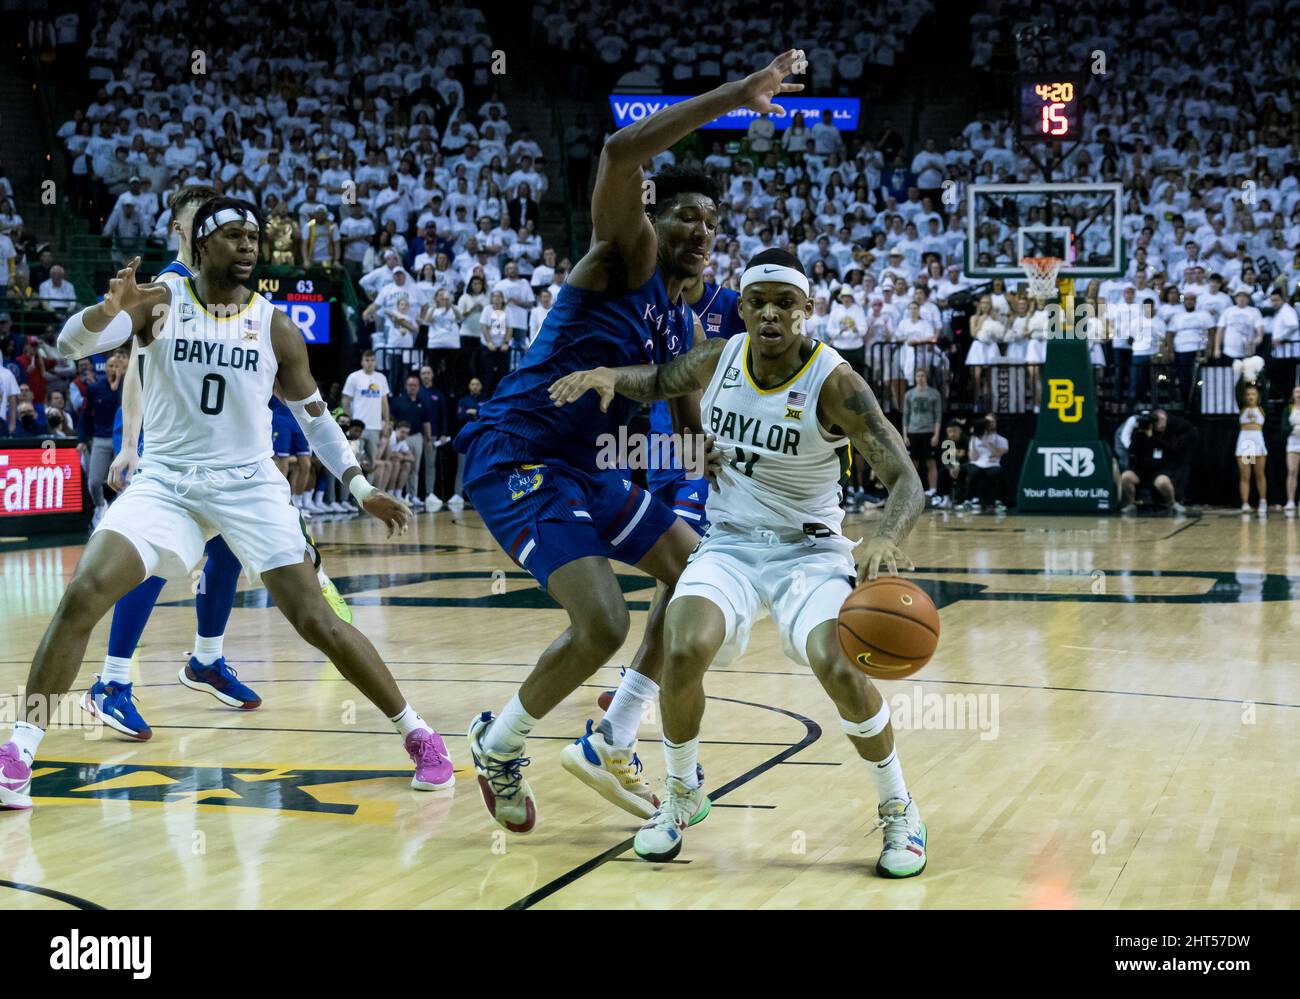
[{"xmin": 2, "ymin": 506, "xmax": 1297, "ymax": 910}]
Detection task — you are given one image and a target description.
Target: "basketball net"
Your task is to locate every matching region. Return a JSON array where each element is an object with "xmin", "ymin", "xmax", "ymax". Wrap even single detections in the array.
[{"xmin": 1020, "ymin": 256, "xmax": 1063, "ymax": 300}]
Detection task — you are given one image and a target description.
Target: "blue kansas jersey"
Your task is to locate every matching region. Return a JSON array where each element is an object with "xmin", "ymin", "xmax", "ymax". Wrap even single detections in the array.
[
  {"xmin": 156, "ymin": 258, "xmax": 195, "ymax": 280},
  {"xmin": 647, "ymin": 281, "xmax": 744, "ymax": 499},
  {"xmin": 456, "ymin": 272, "xmax": 691, "ymax": 475}
]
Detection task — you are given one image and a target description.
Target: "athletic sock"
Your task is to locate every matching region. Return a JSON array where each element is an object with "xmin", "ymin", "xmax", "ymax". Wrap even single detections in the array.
[
  {"xmin": 483, "ymin": 693, "xmax": 537, "ymax": 756},
  {"xmin": 192, "ymin": 634, "xmax": 224, "ymax": 667},
  {"xmin": 603, "ymin": 668, "xmax": 658, "ymax": 747},
  {"xmin": 866, "ymin": 748, "xmax": 909, "ymax": 804},
  {"xmin": 101, "ymin": 655, "xmax": 133, "ymax": 686},
  {"xmin": 664, "ymin": 737, "xmax": 701, "ymax": 789},
  {"xmin": 10, "ymin": 721, "xmax": 43, "ymax": 763},
  {"xmin": 389, "ymin": 703, "xmax": 431, "ymax": 738}
]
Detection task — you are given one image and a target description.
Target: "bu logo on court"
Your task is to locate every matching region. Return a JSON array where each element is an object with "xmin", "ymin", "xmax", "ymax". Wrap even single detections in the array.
[
  {"xmin": 1047, "ymin": 379, "xmax": 1083, "ymax": 422},
  {"xmin": 1038, "ymin": 446, "xmax": 1095, "ymax": 477}
]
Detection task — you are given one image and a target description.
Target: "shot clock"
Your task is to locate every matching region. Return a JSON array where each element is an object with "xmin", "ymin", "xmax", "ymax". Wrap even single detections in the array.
[{"xmin": 1016, "ymin": 75, "xmax": 1083, "ymax": 142}]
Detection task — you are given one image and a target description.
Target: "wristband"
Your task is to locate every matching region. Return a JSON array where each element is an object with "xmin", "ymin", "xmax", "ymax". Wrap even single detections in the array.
[{"xmin": 348, "ymin": 475, "xmax": 377, "ymax": 505}]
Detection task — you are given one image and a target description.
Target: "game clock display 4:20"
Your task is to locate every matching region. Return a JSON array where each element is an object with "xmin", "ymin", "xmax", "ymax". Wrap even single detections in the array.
[{"xmin": 1017, "ymin": 77, "xmax": 1080, "ymax": 140}]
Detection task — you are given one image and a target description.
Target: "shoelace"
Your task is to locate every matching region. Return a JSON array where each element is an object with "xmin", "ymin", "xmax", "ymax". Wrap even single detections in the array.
[
  {"xmin": 877, "ymin": 807, "xmax": 913, "ymax": 849},
  {"xmin": 485, "ymin": 754, "xmax": 530, "ymax": 797},
  {"xmin": 630, "ymin": 753, "xmax": 644, "ymax": 776},
  {"xmin": 414, "ymin": 734, "xmax": 448, "ymax": 767}
]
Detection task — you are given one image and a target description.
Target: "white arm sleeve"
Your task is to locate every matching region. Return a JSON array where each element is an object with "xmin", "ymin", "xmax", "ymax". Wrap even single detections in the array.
[
  {"xmin": 57, "ymin": 307, "xmax": 134, "ymax": 360},
  {"xmin": 287, "ymin": 390, "xmax": 366, "ymax": 487}
]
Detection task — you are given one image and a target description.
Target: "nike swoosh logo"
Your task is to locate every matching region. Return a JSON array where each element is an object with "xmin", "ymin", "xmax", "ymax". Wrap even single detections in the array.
[{"xmin": 763, "ymin": 267, "xmax": 779, "ymax": 273}]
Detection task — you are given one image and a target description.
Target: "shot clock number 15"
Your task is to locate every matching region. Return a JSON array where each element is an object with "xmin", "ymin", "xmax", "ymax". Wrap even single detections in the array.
[
  {"xmin": 1036, "ymin": 81, "xmax": 1074, "ymax": 136},
  {"xmin": 1017, "ymin": 76, "xmax": 1082, "ymax": 142}
]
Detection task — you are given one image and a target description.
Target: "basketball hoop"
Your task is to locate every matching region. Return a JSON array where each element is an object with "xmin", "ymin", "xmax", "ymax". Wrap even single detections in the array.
[{"xmin": 1020, "ymin": 257, "xmax": 1063, "ymax": 299}]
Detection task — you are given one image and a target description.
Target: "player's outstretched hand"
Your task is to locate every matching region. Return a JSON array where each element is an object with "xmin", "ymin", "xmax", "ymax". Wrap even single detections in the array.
[
  {"xmin": 103, "ymin": 256, "xmax": 144, "ymax": 316},
  {"xmin": 363, "ymin": 491, "xmax": 412, "ymax": 537},
  {"xmin": 739, "ymin": 49, "xmax": 805, "ymax": 116},
  {"xmin": 856, "ymin": 536, "xmax": 915, "ymax": 584},
  {"xmin": 107, "ymin": 448, "xmax": 138, "ymax": 493},
  {"xmin": 549, "ymin": 366, "xmax": 617, "ymax": 411}
]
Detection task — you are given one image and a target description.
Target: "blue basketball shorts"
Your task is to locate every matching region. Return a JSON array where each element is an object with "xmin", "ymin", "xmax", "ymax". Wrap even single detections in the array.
[
  {"xmin": 465, "ymin": 459, "xmax": 678, "ymax": 590},
  {"xmin": 651, "ymin": 475, "xmax": 709, "ymax": 536}
]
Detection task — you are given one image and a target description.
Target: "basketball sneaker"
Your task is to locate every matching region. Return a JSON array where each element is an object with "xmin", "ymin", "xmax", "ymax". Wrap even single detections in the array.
[
  {"xmin": 320, "ymin": 576, "xmax": 353, "ymax": 624},
  {"xmin": 560, "ymin": 718, "xmax": 659, "ymax": 819},
  {"xmin": 447, "ymin": 494, "xmax": 465, "ymax": 512},
  {"xmin": 179, "ymin": 657, "xmax": 262, "ymax": 709},
  {"xmin": 467, "ymin": 710, "xmax": 536, "ymax": 833},
  {"xmin": 80, "ymin": 674, "xmax": 152, "ymax": 740},
  {"xmin": 876, "ymin": 796, "xmax": 927, "ymax": 878},
  {"xmin": 0, "ymin": 742, "xmax": 32, "ymax": 810},
  {"xmin": 632, "ymin": 776, "xmax": 710, "ymax": 862},
  {"xmin": 424, "ymin": 494, "xmax": 443, "ymax": 512},
  {"xmin": 405, "ymin": 728, "xmax": 455, "ymax": 790}
]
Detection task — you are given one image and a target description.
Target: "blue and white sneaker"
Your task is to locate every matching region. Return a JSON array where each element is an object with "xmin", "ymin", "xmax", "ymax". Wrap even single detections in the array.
[
  {"xmin": 876, "ymin": 796, "xmax": 927, "ymax": 878},
  {"xmin": 560, "ymin": 718, "xmax": 659, "ymax": 819},
  {"xmin": 179, "ymin": 657, "xmax": 262, "ymax": 709},
  {"xmin": 80, "ymin": 674, "xmax": 152, "ymax": 741}
]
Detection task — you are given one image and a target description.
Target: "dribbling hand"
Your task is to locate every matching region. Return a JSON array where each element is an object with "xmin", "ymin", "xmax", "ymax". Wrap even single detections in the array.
[
  {"xmin": 549, "ymin": 367, "xmax": 617, "ymax": 411},
  {"xmin": 738, "ymin": 49, "xmax": 806, "ymax": 116},
  {"xmin": 363, "ymin": 491, "xmax": 412, "ymax": 537},
  {"xmin": 103, "ymin": 256, "xmax": 145, "ymax": 316},
  {"xmin": 856, "ymin": 536, "xmax": 915, "ymax": 584}
]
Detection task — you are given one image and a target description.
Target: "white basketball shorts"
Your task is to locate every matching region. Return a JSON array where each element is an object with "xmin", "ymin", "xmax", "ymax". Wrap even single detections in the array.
[
  {"xmin": 96, "ymin": 457, "xmax": 309, "ymax": 581},
  {"xmin": 670, "ymin": 525, "xmax": 858, "ymax": 667}
]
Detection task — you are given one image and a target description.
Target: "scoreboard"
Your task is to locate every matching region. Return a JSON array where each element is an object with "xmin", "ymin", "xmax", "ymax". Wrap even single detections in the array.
[
  {"xmin": 255, "ymin": 275, "xmax": 333, "ymax": 344},
  {"xmin": 1016, "ymin": 75, "xmax": 1083, "ymax": 142}
]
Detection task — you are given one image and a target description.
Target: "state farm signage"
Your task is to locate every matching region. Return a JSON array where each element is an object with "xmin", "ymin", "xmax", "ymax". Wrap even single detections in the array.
[{"xmin": 0, "ymin": 446, "xmax": 83, "ymax": 516}]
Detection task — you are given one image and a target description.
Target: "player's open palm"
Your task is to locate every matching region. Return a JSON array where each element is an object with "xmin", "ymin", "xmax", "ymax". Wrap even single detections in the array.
[
  {"xmin": 856, "ymin": 536, "xmax": 915, "ymax": 584},
  {"xmin": 739, "ymin": 49, "xmax": 806, "ymax": 116},
  {"xmin": 363, "ymin": 491, "xmax": 412, "ymax": 536},
  {"xmin": 549, "ymin": 367, "xmax": 617, "ymax": 411},
  {"xmin": 104, "ymin": 256, "xmax": 145, "ymax": 316}
]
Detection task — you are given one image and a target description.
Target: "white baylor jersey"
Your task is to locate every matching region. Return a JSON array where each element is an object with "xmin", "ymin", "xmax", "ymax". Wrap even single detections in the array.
[
  {"xmin": 140, "ymin": 278, "xmax": 278, "ymax": 468},
  {"xmin": 701, "ymin": 335, "xmax": 850, "ymax": 534}
]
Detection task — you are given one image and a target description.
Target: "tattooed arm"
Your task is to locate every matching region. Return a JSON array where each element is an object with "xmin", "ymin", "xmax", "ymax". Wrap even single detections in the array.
[
  {"xmin": 819, "ymin": 363, "xmax": 924, "ymax": 581},
  {"xmin": 548, "ymin": 335, "xmax": 727, "ymax": 410}
]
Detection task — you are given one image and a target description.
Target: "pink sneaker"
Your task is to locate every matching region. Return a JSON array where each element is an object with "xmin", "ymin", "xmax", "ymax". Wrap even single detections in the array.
[
  {"xmin": 405, "ymin": 729, "xmax": 455, "ymax": 790},
  {"xmin": 0, "ymin": 742, "xmax": 33, "ymax": 811}
]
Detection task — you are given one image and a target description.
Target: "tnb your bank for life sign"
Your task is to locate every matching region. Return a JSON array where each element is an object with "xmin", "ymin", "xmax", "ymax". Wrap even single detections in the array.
[
  {"xmin": 609, "ymin": 95, "xmax": 861, "ymax": 131},
  {"xmin": 1016, "ymin": 340, "xmax": 1117, "ymax": 513}
]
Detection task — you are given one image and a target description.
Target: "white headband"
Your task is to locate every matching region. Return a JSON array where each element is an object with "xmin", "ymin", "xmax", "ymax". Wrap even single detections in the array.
[
  {"xmin": 740, "ymin": 263, "xmax": 810, "ymax": 297},
  {"xmin": 197, "ymin": 208, "xmax": 259, "ymax": 238}
]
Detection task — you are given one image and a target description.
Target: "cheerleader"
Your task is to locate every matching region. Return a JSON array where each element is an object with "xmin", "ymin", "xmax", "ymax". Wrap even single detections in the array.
[
  {"xmin": 1284, "ymin": 386, "xmax": 1300, "ymax": 514},
  {"xmin": 966, "ymin": 295, "xmax": 1004, "ymax": 410},
  {"xmin": 1024, "ymin": 299, "xmax": 1051, "ymax": 410},
  {"xmin": 1235, "ymin": 384, "xmax": 1268, "ymax": 515},
  {"xmin": 1004, "ymin": 297, "xmax": 1031, "ymax": 364}
]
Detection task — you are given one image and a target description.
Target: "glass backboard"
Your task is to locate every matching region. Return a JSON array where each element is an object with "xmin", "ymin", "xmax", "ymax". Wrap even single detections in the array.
[{"xmin": 965, "ymin": 182, "xmax": 1125, "ymax": 279}]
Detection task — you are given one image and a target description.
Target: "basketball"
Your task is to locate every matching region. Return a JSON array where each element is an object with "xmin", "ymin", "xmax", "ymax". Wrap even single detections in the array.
[{"xmin": 837, "ymin": 578, "xmax": 939, "ymax": 680}]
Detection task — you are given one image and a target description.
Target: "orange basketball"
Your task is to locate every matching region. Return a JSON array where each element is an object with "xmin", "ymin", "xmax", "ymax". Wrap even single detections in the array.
[{"xmin": 837, "ymin": 577, "xmax": 939, "ymax": 680}]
